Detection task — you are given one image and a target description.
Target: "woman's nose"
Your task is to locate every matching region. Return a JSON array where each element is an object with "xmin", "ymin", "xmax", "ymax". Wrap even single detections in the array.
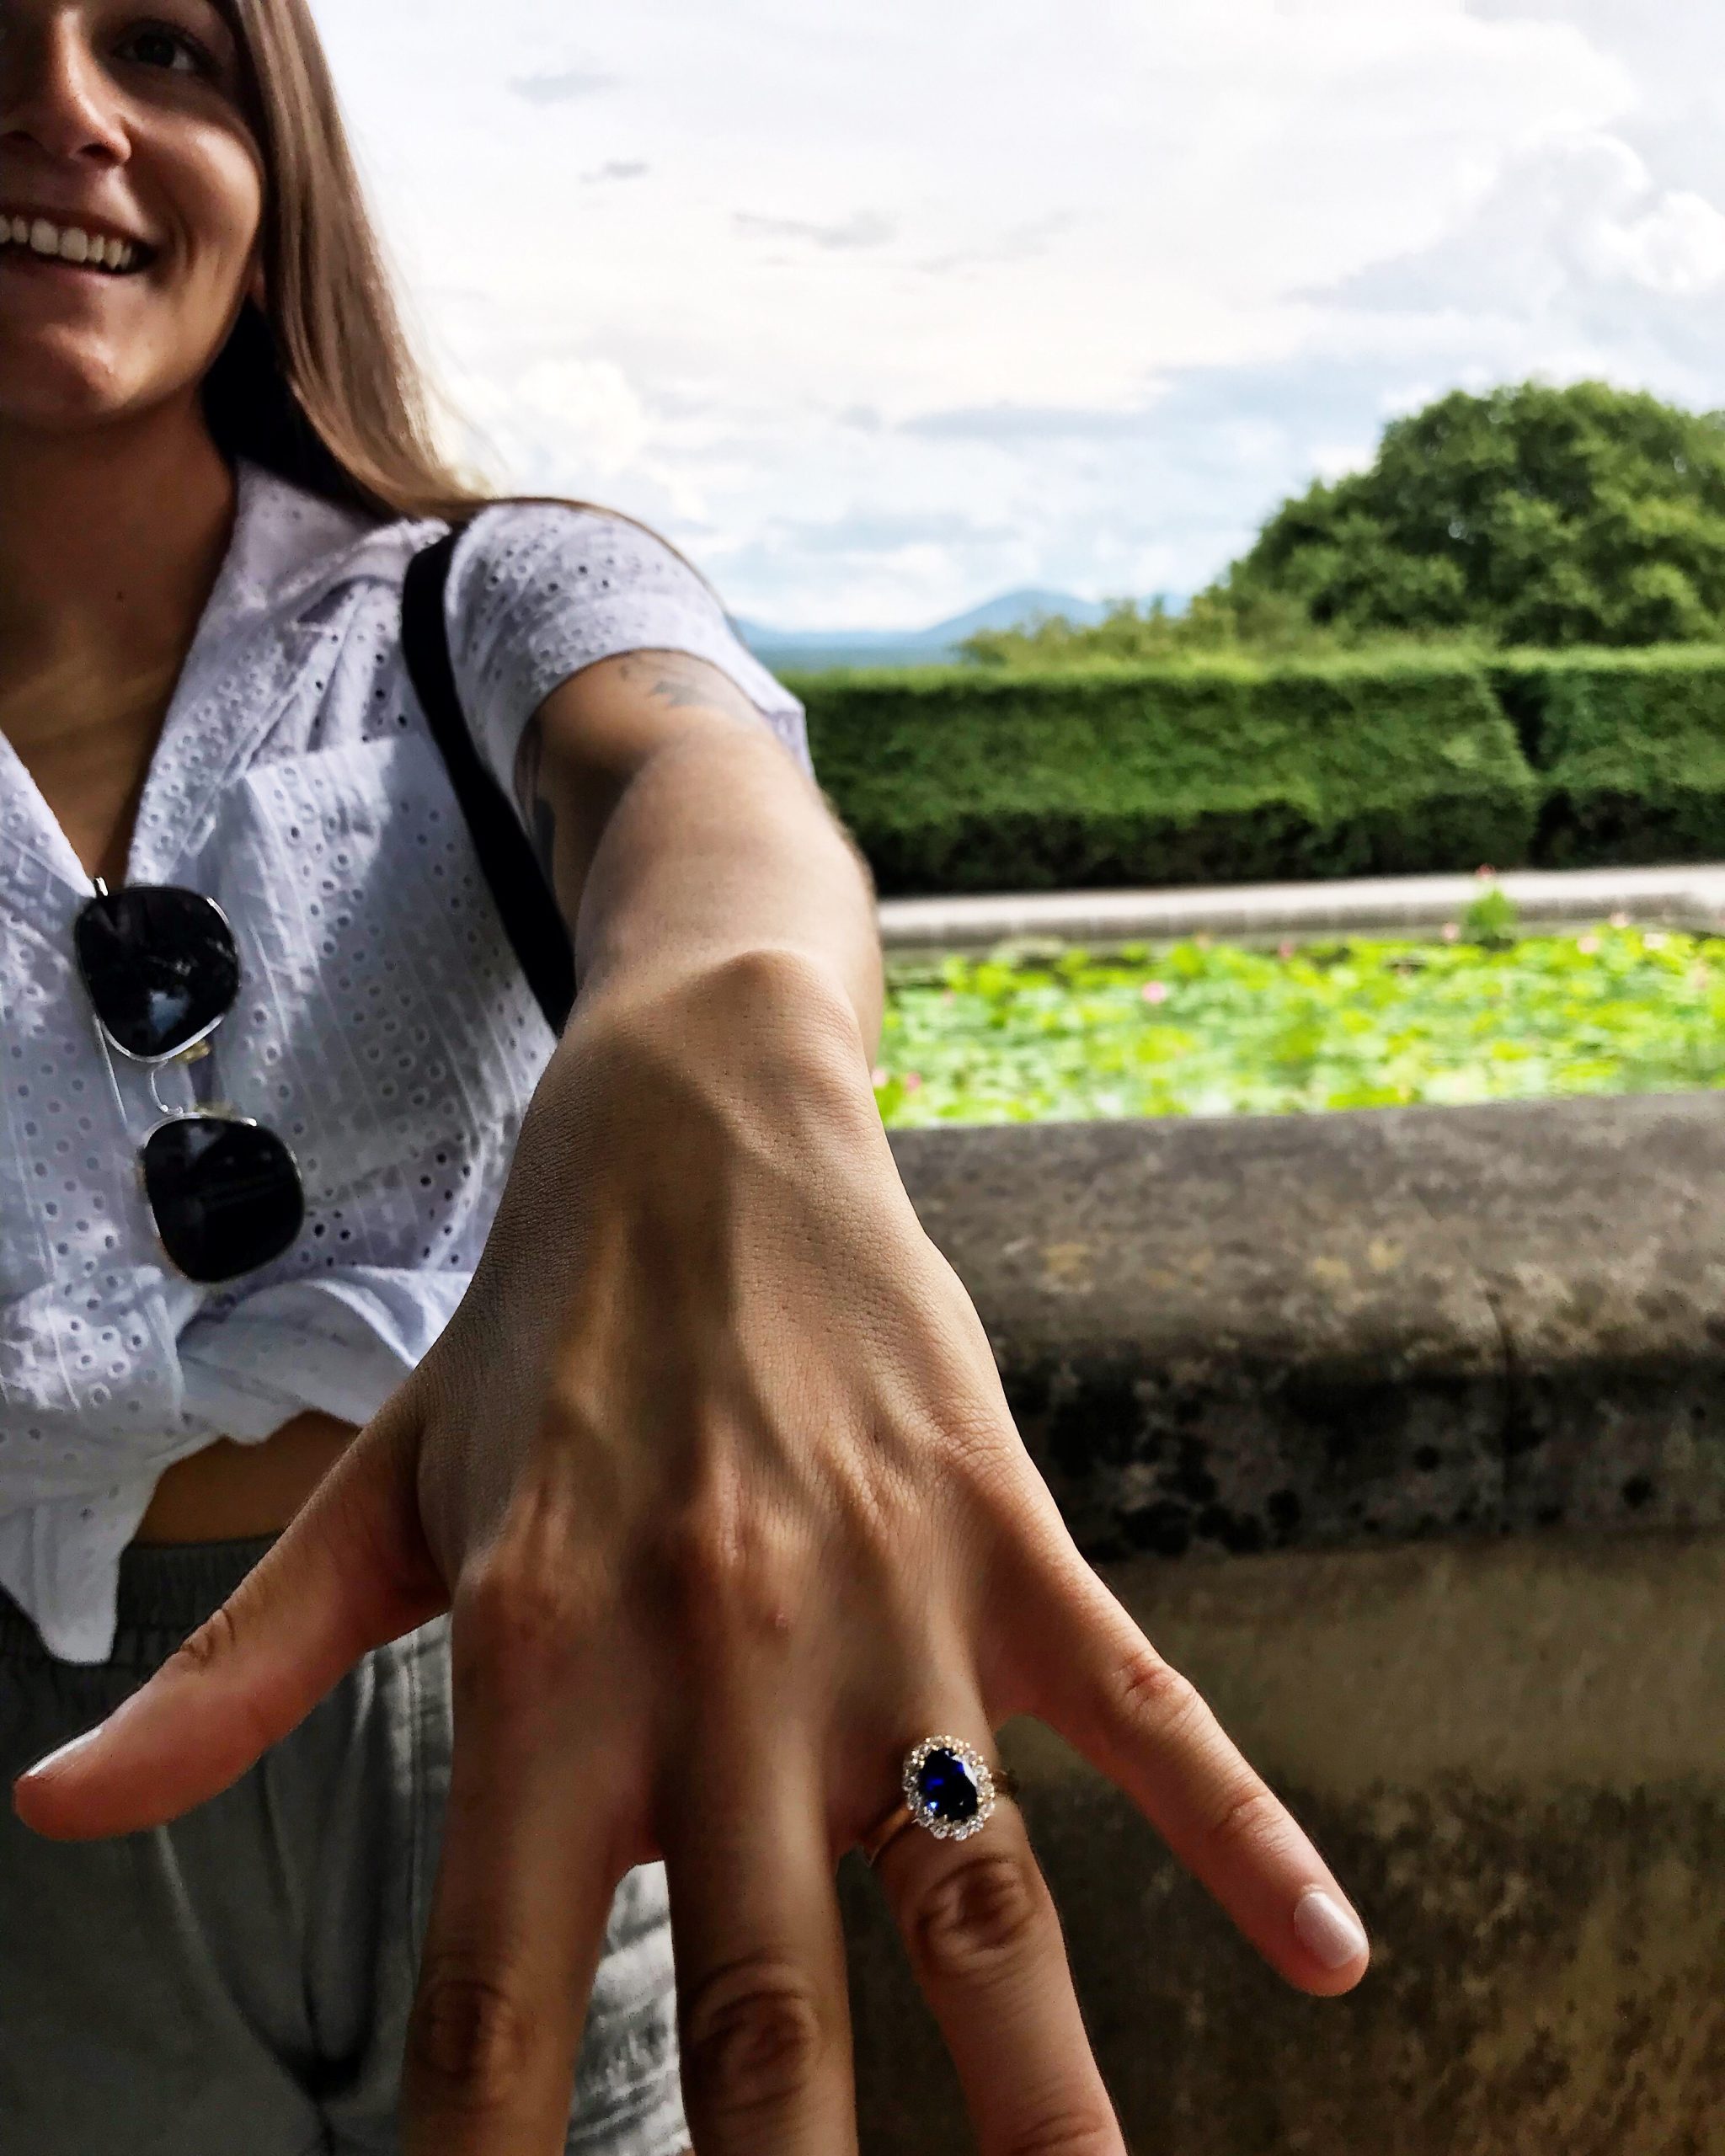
[{"xmin": 0, "ymin": 16, "xmax": 131, "ymax": 168}]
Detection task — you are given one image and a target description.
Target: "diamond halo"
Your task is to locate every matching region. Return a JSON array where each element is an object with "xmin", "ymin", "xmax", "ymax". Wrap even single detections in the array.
[{"xmin": 901, "ymin": 1734, "xmax": 998, "ymax": 1843}]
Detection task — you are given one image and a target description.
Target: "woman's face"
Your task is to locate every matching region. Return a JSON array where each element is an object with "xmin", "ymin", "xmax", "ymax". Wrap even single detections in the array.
[{"xmin": 0, "ymin": 0, "xmax": 264, "ymax": 435}]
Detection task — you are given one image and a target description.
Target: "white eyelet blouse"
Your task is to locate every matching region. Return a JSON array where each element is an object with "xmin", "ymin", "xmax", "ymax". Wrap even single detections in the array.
[{"xmin": 0, "ymin": 461, "xmax": 813, "ymax": 1662}]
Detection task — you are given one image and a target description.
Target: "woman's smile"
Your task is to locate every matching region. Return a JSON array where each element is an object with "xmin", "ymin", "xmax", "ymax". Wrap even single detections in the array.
[{"xmin": 0, "ymin": 209, "xmax": 151, "ymax": 274}]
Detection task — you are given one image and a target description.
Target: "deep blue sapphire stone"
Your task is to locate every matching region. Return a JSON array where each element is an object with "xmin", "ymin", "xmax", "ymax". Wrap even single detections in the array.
[{"xmin": 916, "ymin": 1747, "xmax": 981, "ymax": 1824}]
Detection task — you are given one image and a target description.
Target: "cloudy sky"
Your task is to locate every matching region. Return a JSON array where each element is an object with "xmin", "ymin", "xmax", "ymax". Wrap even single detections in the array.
[{"xmin": 310, "ymin": 0, "xmax": 1725, "ymax": 630}]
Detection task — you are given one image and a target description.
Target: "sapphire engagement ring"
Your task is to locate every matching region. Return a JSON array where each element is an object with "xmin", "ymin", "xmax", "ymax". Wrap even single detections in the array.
[{"xmin": 859, "ymin": 1735, "xmax": 1020, "ymax": 1868}]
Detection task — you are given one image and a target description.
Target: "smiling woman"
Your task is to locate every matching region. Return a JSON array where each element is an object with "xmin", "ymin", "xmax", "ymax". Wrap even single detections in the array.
[
  {"xmin": 0, "ymin": 3, "xmax": 261, "ymax": 418},
  {"xmin": 0, "ymin": 3, "xmax": 1368, "ymax": 2153}
]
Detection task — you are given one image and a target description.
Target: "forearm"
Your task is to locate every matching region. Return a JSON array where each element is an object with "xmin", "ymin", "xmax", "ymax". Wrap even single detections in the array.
[{"xmin": 562, "ymin": 723, "xmax": 885, "ymax": 1065}]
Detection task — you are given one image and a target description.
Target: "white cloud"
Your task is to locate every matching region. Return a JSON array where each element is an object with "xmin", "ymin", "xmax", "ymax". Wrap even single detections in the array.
[
  {"xmin": 1321, "ymin": 131, "xmax": 1725, "ymax": 407},
  {"xmin": 1585, "ymin": 182, "xmax": 1725, "ymax": 299},
  {"xmin": 457, "ymin": 359, "xmax": 653, "ymax": 488},
  {"xmin": 307, "ymin": 0, "xmax": 1715, "ymax": 629},
  {"xmin": 505, "ymin": 67, "xmax": 621, "ymax": 105},
  {"xmin": 733, "ymin": 211, "xmax": 897, "ymax": 251}
]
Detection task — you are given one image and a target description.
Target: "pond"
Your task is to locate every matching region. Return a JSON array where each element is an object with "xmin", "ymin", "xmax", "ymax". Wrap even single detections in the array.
[{"xmin": 873, "ymin": 919, "xmax": 1725, "ymax": 1127}]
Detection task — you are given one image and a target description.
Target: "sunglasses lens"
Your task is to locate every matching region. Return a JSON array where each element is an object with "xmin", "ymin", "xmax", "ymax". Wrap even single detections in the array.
[
  {"xmin": 74, "ymin": 887, "xmax": 240, "ymax": 1060},
  {"xmin": 142, "ymin": 1118, "xmax": 306, "ymax": 1284}
]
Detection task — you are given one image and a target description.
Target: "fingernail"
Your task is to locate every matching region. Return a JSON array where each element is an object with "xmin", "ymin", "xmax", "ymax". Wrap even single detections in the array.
[
  {"xmin": 17, "ymin": 1723, "xmax": 106, "ymax": 1784},
  {"xmin": 1294, "ymin": 1886, "xmax": 1369, "ymax": 1969}
]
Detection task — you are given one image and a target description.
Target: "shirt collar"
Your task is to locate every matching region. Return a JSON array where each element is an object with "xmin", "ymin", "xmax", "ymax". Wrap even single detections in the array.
[
  {"xmin": 0, "ymin": 461, "xmax": 446, "ymax": 907},
  {"xmin": 206, "ymin": 461, "xmax": 436, "ymax": 642}
]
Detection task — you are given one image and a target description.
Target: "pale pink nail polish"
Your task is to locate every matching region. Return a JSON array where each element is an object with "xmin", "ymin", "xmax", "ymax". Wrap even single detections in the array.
[
  {"xmin": 18, "ymin": 1723, "xmax": 106, "ymax": 1783},
  {"xmin": 1294, "ymin": 1886, "xmax": 1368, "ymax": 1969}
]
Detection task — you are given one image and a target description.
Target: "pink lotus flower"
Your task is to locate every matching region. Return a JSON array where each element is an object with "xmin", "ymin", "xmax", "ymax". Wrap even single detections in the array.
[
  {"xmin": 1610, "ymin": 911, "xmax": 1630, "ymax": 929},
  {"xmin": 1279, "ymin": 940, "xmax": 1296, "ymax": 960},
  {"xmin": 1141, "ymin": 980, "xmax": 1170, "ymax": 1006},
  {"xmin": 1442, "ymin": 923, "xmax": 1461, "ymax": 943},
  {"xmin": 1577, "ymin": 935, "xmax": 1600, "ymax": 957},
  {"xmin": 1476, "ymin": 864, "xmax": 1497, "ymax": 879},
  {"xmin": 870, "ymin": 1066, "xmax": 889, "ymax": 1087},
  {"xmin": 903, "ymin": 1071, "xmax": 924, "ymax": 1093}
]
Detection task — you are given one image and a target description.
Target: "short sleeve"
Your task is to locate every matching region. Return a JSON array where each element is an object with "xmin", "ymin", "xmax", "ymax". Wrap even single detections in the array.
[{"xmin": 441, "ymin": 502, "xmax": 814, "ymax": 804}]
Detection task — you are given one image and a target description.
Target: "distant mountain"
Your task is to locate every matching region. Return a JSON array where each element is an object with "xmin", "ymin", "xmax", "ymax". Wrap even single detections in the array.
[{"xmin": 735, "ymin": 587, "xmax": 1111, "ymax": 672}]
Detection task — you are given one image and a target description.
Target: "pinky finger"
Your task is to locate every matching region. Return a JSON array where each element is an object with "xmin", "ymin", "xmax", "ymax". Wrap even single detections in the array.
[{"xmin": 1028, "ymin": 1560, "xmax": 1370, "ymax": 1994}]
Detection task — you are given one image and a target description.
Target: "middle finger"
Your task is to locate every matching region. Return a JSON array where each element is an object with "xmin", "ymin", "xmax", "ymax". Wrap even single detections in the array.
[
  {"xmin": 664, "ymin": 1722, "xmax": 857, "ymax": 2154},
  {"xmin": 402, "ymin": 1588, "xmax": 632, "ymax": 2153}
]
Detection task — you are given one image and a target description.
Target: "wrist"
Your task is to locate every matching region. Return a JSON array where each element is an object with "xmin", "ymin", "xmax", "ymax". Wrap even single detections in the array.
[{"xmin": 558, "ymin": 943, "xmax": 883, "ymax": 1140}]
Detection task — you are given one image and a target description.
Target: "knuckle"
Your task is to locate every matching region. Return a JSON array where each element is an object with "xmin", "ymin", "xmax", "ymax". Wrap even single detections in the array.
[
  {"xmin": 649, "ymin": 1506, "xmax": 804, "ymax": 1645},
  {"xmin": 681, "ymin": 1956, "xmax": 828, "ymax": 2121},
  {"xmin": 1202, "ymin": 1779, "xmax": 1285, "ymax": 1866},
  {"xmin": 170, "ymin": 1600, "xmax": 240, "ymax": 1676},
  {"xmin": 166, "ymin": 1602, "xmax": 278, "ymax": 1764},
  {"xmin": 1006, "ymin": 2104, "xmax": 1121, "ymax": 2156},
  {"xmin": 1004, "ymin": 2100, "xmax": 1121, "ymax": 2156},
  {"xmin": 407, "ymin": 1963, "xmax": 542, "ymax": 2107},
  {"xmin": 451, "ymin": 1554, "xmax": 603, "ymax": 1716},
  {"xmin": 1109, "ymin": 1641, "xmax": 1204, "ymax": 1741},
  {"xmin": 911, "ymin": 1849, "xmax": 1044, "ymax": 1984}
]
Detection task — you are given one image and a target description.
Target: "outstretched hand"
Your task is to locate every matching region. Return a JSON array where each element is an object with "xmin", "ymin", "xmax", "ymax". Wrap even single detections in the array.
[{"xmin": 14, "ymin": 948, "xmax": 1369, "ymax": 2154}]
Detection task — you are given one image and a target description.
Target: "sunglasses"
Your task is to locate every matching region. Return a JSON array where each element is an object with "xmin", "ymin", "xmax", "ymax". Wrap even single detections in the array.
[{"xmin": 74, "ymin": 880, "xmax": 306, "ymax": 1285}]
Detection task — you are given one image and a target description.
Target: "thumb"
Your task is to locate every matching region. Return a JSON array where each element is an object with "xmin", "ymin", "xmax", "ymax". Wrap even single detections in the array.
[{"xmin": 12, "ymin": 1400, "xmax": 447, "ymax": 1842}]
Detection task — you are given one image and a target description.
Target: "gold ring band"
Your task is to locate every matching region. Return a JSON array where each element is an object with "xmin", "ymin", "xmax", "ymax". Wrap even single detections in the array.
[{"xmin": 860, "ymin": 1801, "xmax": 916, "ymax": 1868}]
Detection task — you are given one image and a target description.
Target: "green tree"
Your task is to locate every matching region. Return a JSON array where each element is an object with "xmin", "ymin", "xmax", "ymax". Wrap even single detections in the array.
[
  {"xmin": 1220, "ymin": 381, "xmax": 1725, "ymax": 648},
  {"xmin": 965, "ymin": 382, "xmax": 1725, "ymax": 665}
]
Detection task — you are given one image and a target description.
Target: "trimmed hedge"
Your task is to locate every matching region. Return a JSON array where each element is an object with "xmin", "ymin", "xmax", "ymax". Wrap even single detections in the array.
[
  {"xmin": 792, "ymin": 657, "xmax": 1539, "ymax": 896},
  {"xmin": 788, "ymin": 648, "xmax": 1725, "ymax": 894},
  {"xmin": 1494, "ymin": 649, "xmax": 1725, "ymax": 869}
]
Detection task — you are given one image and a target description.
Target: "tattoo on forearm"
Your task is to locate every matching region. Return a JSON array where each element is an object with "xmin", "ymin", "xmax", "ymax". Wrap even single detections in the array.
[{"xmin": 513, "ymin": 714, "xmax": 558, "ymax": 887}]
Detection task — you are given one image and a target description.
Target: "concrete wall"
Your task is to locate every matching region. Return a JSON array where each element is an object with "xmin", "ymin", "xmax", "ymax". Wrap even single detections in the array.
[{"xmin": 846, "ymin": 1097, "xmax": 1725, "ymax": 2152}]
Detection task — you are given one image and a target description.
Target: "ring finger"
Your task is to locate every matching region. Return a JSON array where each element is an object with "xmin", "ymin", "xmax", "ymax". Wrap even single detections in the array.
[{"xmin": 869, "ymin": 1699, "xmax": 1124, "ymax": 2156}]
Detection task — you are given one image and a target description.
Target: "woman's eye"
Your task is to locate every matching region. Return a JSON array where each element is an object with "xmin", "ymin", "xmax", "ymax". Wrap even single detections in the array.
[{"xmin": 116, "ymin": 24, "xmax": 211, "ymax": 76}]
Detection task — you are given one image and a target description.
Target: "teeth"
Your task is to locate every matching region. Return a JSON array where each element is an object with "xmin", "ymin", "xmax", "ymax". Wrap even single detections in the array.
[{"xmin": 1, "ymin": 217, "xmax": 139, "ymax": 272}]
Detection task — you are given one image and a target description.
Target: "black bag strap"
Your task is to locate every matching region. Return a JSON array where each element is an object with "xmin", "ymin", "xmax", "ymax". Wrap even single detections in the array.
[{"xmin": 400, "ymin": 531, "xmax": 577, "ymax": 1037}]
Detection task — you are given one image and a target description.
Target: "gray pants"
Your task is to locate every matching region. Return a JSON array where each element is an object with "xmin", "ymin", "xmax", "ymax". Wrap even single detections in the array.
[{"xmin": 0, "ymin": 1538, "xmax": 687, "ymax": 2156}]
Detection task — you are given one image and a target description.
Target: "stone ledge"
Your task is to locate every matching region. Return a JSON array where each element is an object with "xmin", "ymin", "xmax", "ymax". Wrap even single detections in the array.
[
  {"xmin": 888, "ymin": 1091, "xmax": 1725, "ymax": 1561},
  {"xmin": 878, "ymin": 862, "xmax": 1725, "ymax": 953}
]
